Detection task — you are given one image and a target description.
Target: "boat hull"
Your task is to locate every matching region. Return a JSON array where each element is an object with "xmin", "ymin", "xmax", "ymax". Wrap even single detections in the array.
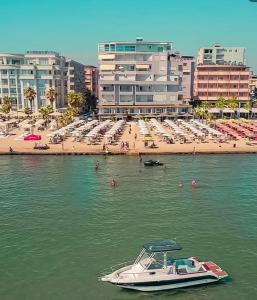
[{"xmin": 117, "ymin": 276, "xmax": 221, "ymax": 292}]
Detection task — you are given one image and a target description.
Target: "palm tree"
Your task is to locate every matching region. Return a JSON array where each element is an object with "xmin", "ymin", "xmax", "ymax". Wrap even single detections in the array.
[
  {"xmin": 67, "ymin": 92, "xmax": 84, "ymax": 115},
  {"xmin": 46, "ymin": 88, "xmax": 57, "ymax": 109},
  {"xmin": 244, "ymin": 101, "xmax": 251, "ymax": 119},
  {"xmin": 227, "ymin": 98, "xmax": 238, "ymax": 119},
  {"xmin": 193, "ymin": 106, "xmax": 205, "ymax": 120},
  {"xmin": 24, "ymin": 107, "xmax": 32, "ymax": 118},
  {"xmin": 24, "ymin": 87, "xmax": 36, "ymax": 109},
  {"xmin": 0, "ymin": 96, "xmax": 12, "ymax": 116},
  {"xmin": 216, "ymin": 97, "xmax": 226, "ymax": 119},
  {"xmin": 38, "ymin": 105, "xmax": 53, "ymax": 120},
  {"xmin": 200, "ymin": 101, "xmax": 210, "ymax": 122}
]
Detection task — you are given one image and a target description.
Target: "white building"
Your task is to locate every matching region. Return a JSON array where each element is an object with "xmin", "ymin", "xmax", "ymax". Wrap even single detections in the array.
[
  {"xmin": 98, "ymin": 38, "xmax": 191, "ymax": 118},
  {"xmin": 0, "ymin": 53, "xmax": 24, "ymax": 110},
  {"xmin": 197, "ymin": 44, "xmax": 245, "ymax": 66},
  {"xmin": 0, "ymin": 51, "xmax": 86, "ymax": 111}
]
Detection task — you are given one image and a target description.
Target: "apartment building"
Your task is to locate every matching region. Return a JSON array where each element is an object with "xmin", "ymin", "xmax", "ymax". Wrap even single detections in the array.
[
  {"xmin": 194, "ymin": 65, "xmax": 250, "ymax": 103},
  {"xmin": 0, "ymin": 51, "xmax": 85, "ymax": 111},
  {"xmin": 197, "ymin": 44, "xmax": 245, "ymax": 66},
  {"xmin": 249, "ymin": 75, "xmax": 257, "ymax": 99},
  {"xmin": 0, "ymin": 53, "xmax": 24, "ymax": 109},
  {"xmin": 84, "ymin": 65, "xmax": 98, "ymax": 96},
  {"xmin": 98, "ymin": 38, "xmax": 191, "ymax": 118},
  {"xmin": 194, "ymin": 44, "xmax": 250, "ymax": 104}
]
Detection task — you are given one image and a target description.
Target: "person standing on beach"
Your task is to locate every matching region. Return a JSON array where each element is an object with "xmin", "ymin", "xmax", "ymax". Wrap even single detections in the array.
[{"xmin": 61, "ymin": 142, "xmax": 64, "ymax": 151}]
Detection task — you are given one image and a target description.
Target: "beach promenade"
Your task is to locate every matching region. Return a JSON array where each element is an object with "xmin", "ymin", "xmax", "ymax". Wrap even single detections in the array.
[{"xmin": 1, "ymin": 120, "xmax": 257, "ymax": 155}]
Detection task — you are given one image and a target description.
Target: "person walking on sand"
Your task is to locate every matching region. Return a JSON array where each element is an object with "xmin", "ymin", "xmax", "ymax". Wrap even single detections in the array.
[{"xmin": 61, "ymin": 142, "xmax": 64, "ymax": 151}]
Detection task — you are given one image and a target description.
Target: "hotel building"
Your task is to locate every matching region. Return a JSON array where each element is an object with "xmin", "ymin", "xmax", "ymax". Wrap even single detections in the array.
[
  {"xmin": 0, "ymin": 53, "xmax": 24, "ymax": 110},
  {"xmin": 194, "ymin": 45, "xmax": 250, "ymax": 104},
  {"xmin": 0, "ymin": 51, "xmax": 85, "ymax": 111},
  {"xmin": 98, "ymin": 38, "xmax": 192, "ymax": 118},
  {"xmin": 85, "ymin": 65, "xmax": 98, "ymax": 96},
  {"xmin": 197, "ymin": 44, "xmax": 245, "ymax": 66}
]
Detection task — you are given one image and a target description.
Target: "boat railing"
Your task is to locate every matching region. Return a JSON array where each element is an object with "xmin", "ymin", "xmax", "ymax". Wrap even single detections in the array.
[{"xmin": 98, "ymin": 260, "xmax": 134, "ymax": 278}]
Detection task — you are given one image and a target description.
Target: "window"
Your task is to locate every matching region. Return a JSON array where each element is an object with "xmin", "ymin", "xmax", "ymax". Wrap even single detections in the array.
[
  {"xmin": 2, "ymin": 88, "xmax": 9, "ymax": 93},
  {"xmin": 10, "ymin": 88, "xmax": 16, "ymax": 94},
  {"xmin": 10, "ymin": 79, "xmax": 16, "ymax": 86},
  {"xmin": 39, "ymin": 59, "xmax": 49, "ymax": 65},
  {"xmin": 1, "ymin": 70, "xmax": 7, "ymax": 75},
  {"xmin": 2, "ymin": 79, "xmax": 8, "ymax": 85}
]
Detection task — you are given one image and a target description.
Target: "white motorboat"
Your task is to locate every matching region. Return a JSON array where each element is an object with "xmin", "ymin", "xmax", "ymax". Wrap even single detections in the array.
[{"xmin": 100, "ymin": 240, "xmax": 228, "ymax": 292}]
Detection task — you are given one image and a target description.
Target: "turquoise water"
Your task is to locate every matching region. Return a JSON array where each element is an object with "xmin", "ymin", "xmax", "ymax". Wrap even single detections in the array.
[{"xmin": 0, "ymin": 155, "xmax": 257, "ymax": 300}]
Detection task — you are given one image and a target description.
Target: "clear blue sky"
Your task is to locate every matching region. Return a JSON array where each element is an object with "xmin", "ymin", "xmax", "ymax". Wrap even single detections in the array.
[{"xmin": 1, "ymin": 0, "xmax": 257, "ymax": 72}]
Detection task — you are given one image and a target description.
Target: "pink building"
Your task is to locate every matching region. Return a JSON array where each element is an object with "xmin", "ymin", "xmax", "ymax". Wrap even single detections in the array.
[
  {"xmin": 194, "ymin": 65, "xmax": 250, "ymax": 102},
  {"xmin": 84, "ymin": 65, "xmax": 98, "ymax": 97}
]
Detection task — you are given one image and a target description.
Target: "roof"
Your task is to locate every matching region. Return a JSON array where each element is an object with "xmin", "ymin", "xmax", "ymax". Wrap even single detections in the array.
[{"xmin": 143, "ymin": 240, "xmax": 182, "ymax": 253}]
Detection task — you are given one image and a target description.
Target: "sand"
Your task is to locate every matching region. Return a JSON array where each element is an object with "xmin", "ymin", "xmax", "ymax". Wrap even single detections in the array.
[{"xmin": 1, "ymin": 121, "xmax": 257, "ymax": 155}]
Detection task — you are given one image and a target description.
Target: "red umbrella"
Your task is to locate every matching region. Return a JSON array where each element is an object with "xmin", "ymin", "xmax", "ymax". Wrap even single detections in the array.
[{"xmin": 24, "ymin": 134, "xmax": 41, "ymax": 141}]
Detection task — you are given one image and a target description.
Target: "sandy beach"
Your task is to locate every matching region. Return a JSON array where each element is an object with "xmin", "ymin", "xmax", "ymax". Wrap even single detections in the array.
[{"xmin": 1, "ymin": 120, "xmax": 257, "ymax": 155}]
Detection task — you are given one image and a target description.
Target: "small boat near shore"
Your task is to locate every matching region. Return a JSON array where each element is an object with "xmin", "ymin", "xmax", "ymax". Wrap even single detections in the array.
[
  {"xmin": 100, "ymin": 240, "xmax": 228, "ymax": 292},
  {"xmin": 144, "ymin": 159, "xmax": 164, "ymax": 166}
]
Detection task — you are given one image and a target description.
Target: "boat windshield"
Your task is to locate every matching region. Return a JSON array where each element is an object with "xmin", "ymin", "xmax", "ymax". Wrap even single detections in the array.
[{"xmin": 135, "ymin": 251, "xmax": 175, "ymax": 270}]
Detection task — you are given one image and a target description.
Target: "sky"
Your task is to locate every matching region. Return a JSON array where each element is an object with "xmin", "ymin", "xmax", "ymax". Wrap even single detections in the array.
[{"xmin": 1, "ymin": 0, "xmax": 257, "ymax": 72}]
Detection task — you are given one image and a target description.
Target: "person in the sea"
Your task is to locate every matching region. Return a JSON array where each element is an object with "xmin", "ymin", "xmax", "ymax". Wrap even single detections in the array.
[
  {"xmin": 95, "ymin": 160, "xmax": 99, "ymax": 170},
  {"xmin": 191, "ymin": 179, "xmax": 197, "ymax": 188},
  {"xmin": 111, "ymin": 179, "xmax": 117, "ymax": 188}
]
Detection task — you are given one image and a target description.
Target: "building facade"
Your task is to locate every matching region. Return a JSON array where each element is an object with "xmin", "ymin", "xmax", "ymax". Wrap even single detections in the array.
[
  {"xmin": 194, "ymin": 65, "xmax": 250, "ymax": 102},
  {"xmin": 249, "ymin": 75, "xmax": 257, "ymax": 99},
  {"xmin": 197, "ymin": 44, "xmax": 245, "ymax": 66},
  {"xmin": 0, "ymin": 51, "xmax": 85, "ymax": 111},
  {"xmin": 84, "ymin": 65, "xmax": 98, "ymax": 96},
  {"xmin": 98, "ymin": 38, "xmax": 192, "ymax": 118},
  {"xmin": 20, "ymin": 51, "xmax": 68, "ymax": 110},
  {"xmin": 0, "ymin": 53, "xmax": 24, "ymax": 109}
]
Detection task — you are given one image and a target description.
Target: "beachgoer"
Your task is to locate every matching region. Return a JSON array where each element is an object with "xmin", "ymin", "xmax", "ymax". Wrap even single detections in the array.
[
  {"xmin": 111, "ymin": 179, "xmax": 117, "ymax": 188},
  {"xmin": 191, "ymin": 179, "xmax": 197, "ymax": 188},
  {"xmin": 95, "ymin": 160, "xmax": 99, "ymax": 170},
  {"xmin": 134, "ymin": 133, "xmax": 137, "ymax": 140},
  {"xmin": 139, "ymin": 155, "xmax": 143, "ymax": 163},
  {"xmin": 61, "ymin": 142, "xmax": 64, "ymax": 150},
  {"xmin": 9, "ymin": 146, "xmax": 13, "ymax": 153}
]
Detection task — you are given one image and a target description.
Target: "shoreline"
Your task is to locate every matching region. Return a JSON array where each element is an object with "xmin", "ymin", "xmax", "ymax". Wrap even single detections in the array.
[{"xmin": 1, "ymin": 149, "xmax": 257, "ymax": 155}]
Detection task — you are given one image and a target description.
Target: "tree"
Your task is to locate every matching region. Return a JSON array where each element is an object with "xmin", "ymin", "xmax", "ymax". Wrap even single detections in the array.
[
  {"xmin": 200, "ymin": 101, "xmax": 210, "ymax": 122},
  {"xmin": 227, "ymin": 98, "xmax": 238, "ymax": 119},
  {"xmin": 67, "ymin": 92, "xmax": 84, "ymax": 115},
  {"xmin": 85, "ymin": 88, "xmax": 98, "ymax": 111},
  {"xmin": 46, "ymin": 88, "xmax": 57, "ymax": 108},
  {"xmin": 24, "ymin": 87, "xmax": 36, "ymax": 109},
  {"xmin": 193, "ymin": 106, "xmax": 205, "ymax": 120},
  {"xmin": 24, "ymin": 107, "xmax": 32, "ymax": 118},
  {"xmin": 0, "ymin": 96, "xmax": 12, "ymax": 115},
  {"xmin": 38, "ymin": 105, "xmax": 53, "ymax": 120},
  {"xmin": 57, "ymin": 108, "xmax": 74, "ymax": 127},
  {"xmin": 244, "ymin": 101, "xmax": 251, "ymax": 119},
  {"xmin": 216, "ymin": 97, "xmax": 226, "ymax": 119}
]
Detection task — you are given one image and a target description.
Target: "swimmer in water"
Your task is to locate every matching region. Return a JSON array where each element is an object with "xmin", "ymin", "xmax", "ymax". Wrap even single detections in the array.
[
  {"xmin": 178, "ymin": 181, "xmax": 183, "ymax": 188},
  {"xmin": 111, "ymin": 179, "xmax": 117, "ymax": 188},
  {"xmin": 95, "ymin": 160, "xmax": 99, "ymax": 170},
  {"xmin": 191, "ymin": 179, "xmax": 197, "ymax": 188}
]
